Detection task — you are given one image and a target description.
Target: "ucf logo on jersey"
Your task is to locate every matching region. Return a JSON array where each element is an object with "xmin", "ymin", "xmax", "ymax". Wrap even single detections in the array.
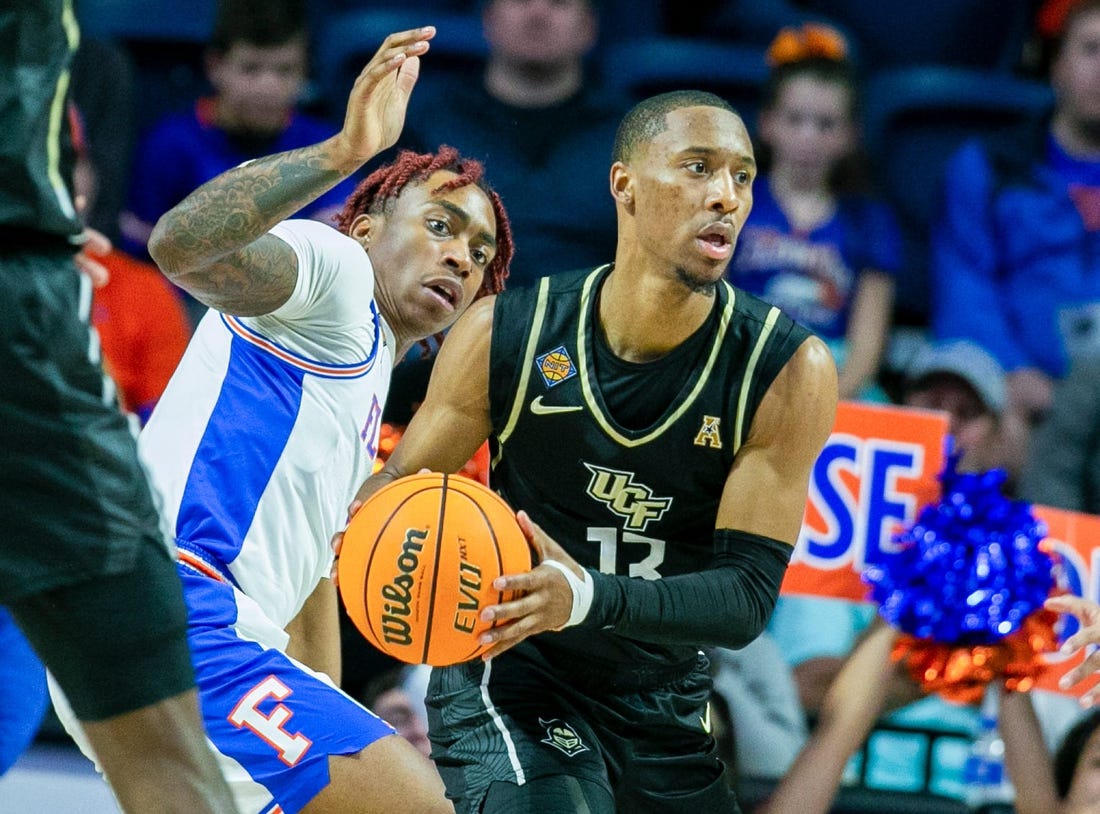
[{"xmin": 583, "ymin": 463, "xmax": 672, "ymax": 531}]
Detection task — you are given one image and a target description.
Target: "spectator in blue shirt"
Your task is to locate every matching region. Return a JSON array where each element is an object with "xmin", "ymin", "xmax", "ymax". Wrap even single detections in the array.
[
  {"xmin": 119, "ymin": 0, "xmax": 357, "ymax": 279},
  {"xmin": 727, "ymin": 24, "xmax": 900, "ymax": 402},
  {"xmin": 932, "ymin": 0, "xmax": 1100, "ymax": 439}
]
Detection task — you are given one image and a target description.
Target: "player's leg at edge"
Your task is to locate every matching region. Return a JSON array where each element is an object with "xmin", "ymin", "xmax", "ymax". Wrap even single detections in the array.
[
  {"xmin": 81, "ymin": 689, "xmax": 239, "ymax": 814},
  {"xmin": 303, "ymin": 734, "xmax": 454, "ymax": 814}
]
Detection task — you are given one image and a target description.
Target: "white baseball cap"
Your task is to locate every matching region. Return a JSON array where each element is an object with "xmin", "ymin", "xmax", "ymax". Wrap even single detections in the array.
[{"xmin": 906, "ymin": 340, "xmax": 1007, "ymax": 415}]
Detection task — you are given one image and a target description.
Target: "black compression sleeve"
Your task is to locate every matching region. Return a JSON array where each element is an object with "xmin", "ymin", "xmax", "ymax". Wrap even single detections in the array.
[{"xmin": 582, "ymin": 529, "xmax": 793, "ymax": 650}]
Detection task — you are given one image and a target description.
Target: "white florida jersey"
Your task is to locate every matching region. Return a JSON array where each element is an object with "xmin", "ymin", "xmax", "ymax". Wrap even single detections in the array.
[{"xmin": 140, "ymin": 219, "xmax": 393, "ymax": 627}]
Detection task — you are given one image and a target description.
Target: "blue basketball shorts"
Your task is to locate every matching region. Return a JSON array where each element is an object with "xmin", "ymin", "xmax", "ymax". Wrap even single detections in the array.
[{"xmin": 181, "ymin": 569, "xmax": 395, "ymax": 814}]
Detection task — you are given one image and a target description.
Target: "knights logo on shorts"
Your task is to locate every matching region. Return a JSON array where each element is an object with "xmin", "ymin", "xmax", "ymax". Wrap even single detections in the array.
[
  {"xmin": 539, "ymin": 717, "xmax": 589, "ymax": 757},
  {"xmin": 534, "ymin": 346, "xmax": 577, "ymax": 388}
]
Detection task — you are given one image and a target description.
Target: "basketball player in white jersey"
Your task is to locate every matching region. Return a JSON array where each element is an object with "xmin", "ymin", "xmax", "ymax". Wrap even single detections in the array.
[{"xmin": 50, "ymin": 26, "xmax": 513, "ymax": 814}]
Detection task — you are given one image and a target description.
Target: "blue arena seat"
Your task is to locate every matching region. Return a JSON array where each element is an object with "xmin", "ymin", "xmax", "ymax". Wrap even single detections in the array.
[
  {"xmin": 861, "ymin": 66, "xmax": 1054, "ymax": 324},
  {"xmin": 594, "ymin": 0, "xmax": 662, "ymax": 43},
  {"xmin": 599, "ymin": 37, "xmax": 770, "ymax": 131},
  {"xmin": 314, "ymin": 8, "xmax": 487, "ymax": 119},
  {"xmin": 75, "ymin": 0, "xmax": 215, "ymax": 135},
  {"xmin": 76, "ymin": 0, "xmax": 217, "ymax": 44},
  {"xmin": 802, "ymin": 0, "xmax": 1034, "ymax": 72}
]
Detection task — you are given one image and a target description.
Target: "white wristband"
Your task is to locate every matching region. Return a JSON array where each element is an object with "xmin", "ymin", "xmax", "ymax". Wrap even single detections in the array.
[{"xmin": 542, "ymin": 560, "xmax": 594, "ymax": 628}]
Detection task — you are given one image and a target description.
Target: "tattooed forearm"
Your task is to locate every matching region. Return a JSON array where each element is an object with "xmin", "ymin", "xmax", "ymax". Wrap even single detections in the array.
[
  {"xmin": 148, "ymin": 136, "xmax": 357, "ymax": 313},
  {"xmin": 165, "ymin": 234, "xmax": 302, "ymax": 317}
]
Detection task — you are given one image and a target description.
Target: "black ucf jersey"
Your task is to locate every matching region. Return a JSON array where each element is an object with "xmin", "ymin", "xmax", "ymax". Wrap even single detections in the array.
[
  {"xmin": 0, "ymin": 0, "xmax": 83, "ymax": 244},
  {"xmin": 488, "ymin": 265, "xmax": 812, "ymax": 680}
]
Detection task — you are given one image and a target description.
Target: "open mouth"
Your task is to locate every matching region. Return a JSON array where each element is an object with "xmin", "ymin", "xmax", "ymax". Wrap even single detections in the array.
[
  {"xmin": 696, "ymin": 224, "xmax": 734, "ymax": 260},
  {"xmin": 425, "ymin": 280, "xmax": 460, "ymax": 310}
]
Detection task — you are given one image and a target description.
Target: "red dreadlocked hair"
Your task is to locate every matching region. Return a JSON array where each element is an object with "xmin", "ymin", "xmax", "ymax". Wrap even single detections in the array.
[{"xmin": 334, "ymin": 145, "xmax": 512, "ymax": 298}]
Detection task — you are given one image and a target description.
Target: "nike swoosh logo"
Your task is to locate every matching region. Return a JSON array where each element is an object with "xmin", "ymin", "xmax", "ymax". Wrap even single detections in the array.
[
  {"xmin": 700, "ymin": 703, "xmax": 712, "ymax": 735},
  {"xmin": 530, "ymin": 396, "xmax": 584, "ymax": 416}
]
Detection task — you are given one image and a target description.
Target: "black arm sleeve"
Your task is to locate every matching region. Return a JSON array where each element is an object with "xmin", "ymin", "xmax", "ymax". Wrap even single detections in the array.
[{"xmin": 582, "ymin": 529, "xmax": 793, "ymax": 650}]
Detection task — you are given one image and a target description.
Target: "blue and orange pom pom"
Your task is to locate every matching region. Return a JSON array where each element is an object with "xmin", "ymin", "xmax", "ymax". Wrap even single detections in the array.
[{"xmin": 862, "ymin": 456, "xmax": 1060, "ymax": 703}]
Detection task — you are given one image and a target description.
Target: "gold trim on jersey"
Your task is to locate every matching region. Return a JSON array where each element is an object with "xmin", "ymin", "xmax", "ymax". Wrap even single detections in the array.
[
  {"xmin": 732, "ymin": 305, "xmax": 781, "ymax": 455},
  {"xmin": 576, "ymin": 270, "xmax": 736, "ymax": 448},
  {"xmin": 494, "ymin": 276, "xmax": 553, "ymax": 466},
  {"xmin": 47, "ymin": 1, "xmax": 80, "ymax": 222}
]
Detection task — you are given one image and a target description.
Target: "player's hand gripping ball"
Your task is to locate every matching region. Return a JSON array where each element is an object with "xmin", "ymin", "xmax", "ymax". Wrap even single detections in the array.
[{"xmin": 338, "ymin": 472, "xmax": 533, "ymax": 666}]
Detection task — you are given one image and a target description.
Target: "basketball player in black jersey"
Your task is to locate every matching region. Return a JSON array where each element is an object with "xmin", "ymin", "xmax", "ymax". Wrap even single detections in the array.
[
  {"xmin": 347, "ymin": 90, "xmax": 838, "ymax": 813},
  {"xmin": 0, "ymin": 3, "xmax": 237, "ymax": 812}
]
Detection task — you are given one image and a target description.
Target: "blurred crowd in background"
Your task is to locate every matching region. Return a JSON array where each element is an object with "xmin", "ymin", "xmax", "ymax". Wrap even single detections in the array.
[{"xmin": 15, "ymin": 0, "xmax": 1100, "ymax": 811}]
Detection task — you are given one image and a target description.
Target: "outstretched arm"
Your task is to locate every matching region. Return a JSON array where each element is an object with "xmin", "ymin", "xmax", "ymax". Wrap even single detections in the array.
[
  {"xmin": 762, "ymin": 622, "xmax": 899, "ymax": 814},
  {"xmin": 148, "ymin": 27, "xmax": 433, "ymax": 316},
  {"xmin": 1000, "ymin": 689, "xmax": 1061, "ymax": 814}
]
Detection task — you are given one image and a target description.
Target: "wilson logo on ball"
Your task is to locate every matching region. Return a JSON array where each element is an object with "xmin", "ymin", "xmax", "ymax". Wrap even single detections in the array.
[
  {"xmin": 379, "ymin": 528, "xmax": 427, "ymax": 647},
  {"xmin": 339, "ymin": 472, "xmax": 533, "ymax": 666}
]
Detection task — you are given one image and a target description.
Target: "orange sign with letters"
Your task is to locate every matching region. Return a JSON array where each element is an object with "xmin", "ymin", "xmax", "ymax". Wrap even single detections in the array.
[
  {"xmin": 783, "ymin": 400, "xmax": 1100, "ymax": 697},
  {"xmin": 783, "ymin": 401, "xmax": 947, "ymax": 602}
]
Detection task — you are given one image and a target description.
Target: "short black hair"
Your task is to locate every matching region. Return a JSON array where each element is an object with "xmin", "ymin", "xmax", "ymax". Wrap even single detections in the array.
[
  {"xmin": 209, "ymin": 0, "xmax": 307, "ymax": 53},
  {"xmin": 612, "ymin": 90, "xmax": 738, "ymax": 163}
]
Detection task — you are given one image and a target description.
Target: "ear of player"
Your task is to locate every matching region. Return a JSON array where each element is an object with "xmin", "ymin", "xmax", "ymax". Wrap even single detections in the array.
[{"xmin": 338, "ymin": 472, "xmax": 534, "ymax": 666}]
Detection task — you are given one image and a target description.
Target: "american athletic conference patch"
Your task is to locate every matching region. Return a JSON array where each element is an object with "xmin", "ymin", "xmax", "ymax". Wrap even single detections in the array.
[{"xmin": 535, "ymin": 346, "xmax": 577, "ymax": 388}]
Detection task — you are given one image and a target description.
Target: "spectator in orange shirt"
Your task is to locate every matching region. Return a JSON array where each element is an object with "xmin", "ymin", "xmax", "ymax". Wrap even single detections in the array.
[{"xmin": 91, "ymin": 249, "xmax": 192, "ymax": 423}]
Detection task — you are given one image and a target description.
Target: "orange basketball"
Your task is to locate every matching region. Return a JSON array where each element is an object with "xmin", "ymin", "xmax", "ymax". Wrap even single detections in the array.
[{"xmin": 338, "ymin": 472, "xmax": 533, "ymax": 667}]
